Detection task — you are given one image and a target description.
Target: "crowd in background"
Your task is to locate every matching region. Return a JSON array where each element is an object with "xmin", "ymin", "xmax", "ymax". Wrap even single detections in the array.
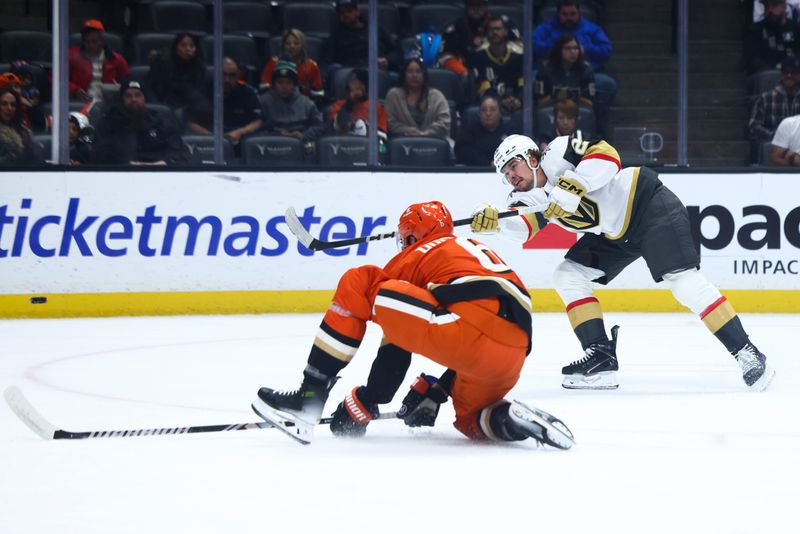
[{"xmin": 0, "ymin": 0, "xmax": 619, "ymax": 167}]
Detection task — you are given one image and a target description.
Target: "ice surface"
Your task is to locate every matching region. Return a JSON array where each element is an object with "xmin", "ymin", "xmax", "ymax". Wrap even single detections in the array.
[{"xmin": 1, "ymin": 313, "xmax": 798, "ymax": 533}]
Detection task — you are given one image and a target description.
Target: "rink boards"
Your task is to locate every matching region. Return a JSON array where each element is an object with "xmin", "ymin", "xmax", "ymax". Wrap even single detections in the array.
[{"xmin": 1, "ymin": 170, "xmax": 799, "ymax": 317}]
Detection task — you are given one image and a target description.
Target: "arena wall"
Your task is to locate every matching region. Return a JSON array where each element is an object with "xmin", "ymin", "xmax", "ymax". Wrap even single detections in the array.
[{"xmin": 1, "ymin": 170, "xmax": 798, "ymax": 317}]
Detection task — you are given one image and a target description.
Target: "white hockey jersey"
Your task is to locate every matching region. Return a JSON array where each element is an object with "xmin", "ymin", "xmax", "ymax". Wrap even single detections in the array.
[{"xmin": 501, "ymin": 135, "xmax": 642, "ymax": 242}]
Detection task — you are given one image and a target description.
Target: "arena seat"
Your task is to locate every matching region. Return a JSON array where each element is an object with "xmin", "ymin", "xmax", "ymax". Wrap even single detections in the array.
[
  {"xmin": 282, "ymin": 3, "xmax": 336, "ymax": 40},
  {"xmin": 388, "ymin": 136, "xmax": 451, "ymax": 166},
  {"xmin": 409, "ymin": 4, "xmax": 461, "ymax": 34},
  {"xmin": 182, "ymin": 135, "xmax": 235, "ymax": 165},
  {"xmin": 0, "ymin": 31, "xmax": 52, "ymax": 62},
  {"xmin": 317, "ymin": 135, "xmax": 370, "ymax": 167},
  {"xmin": 151, "ymin": 1, "xmax": 209, "ymax": 34},
  {"xmin": 242, "ymin": 135, "xmax": 305, "ymax": 167}
]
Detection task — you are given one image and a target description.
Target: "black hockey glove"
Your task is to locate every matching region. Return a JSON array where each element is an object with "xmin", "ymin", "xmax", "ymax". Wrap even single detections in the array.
[
  {"xmin": 329, "ymin": 386, "xmax": 380, "ymax": 438},
  {"xmin": 397, "ymin": 374, "xmax": 449, "ymax": 428}
]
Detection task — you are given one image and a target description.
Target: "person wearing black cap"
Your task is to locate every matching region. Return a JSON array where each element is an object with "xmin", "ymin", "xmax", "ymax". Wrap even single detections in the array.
[
  {"xmin": 68, "ymin": 18, "xmax": 130, "ymax": 103},
  {"xmin": 748, "ymin": 55, "xmax": 800, "ymax": 162},
  {"xmin": 259, "ymin": 58, "xmax": 324, "ymax": 145},
  {"xmin": 92, "ymin": 78, "xmax": 188, "ymax": 165}
]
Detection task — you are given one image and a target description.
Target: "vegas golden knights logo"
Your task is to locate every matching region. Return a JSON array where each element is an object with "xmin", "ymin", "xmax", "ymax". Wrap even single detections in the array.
[{"xmin": 558, "ymin": 197, "xmax": 600, "ymax": 230}]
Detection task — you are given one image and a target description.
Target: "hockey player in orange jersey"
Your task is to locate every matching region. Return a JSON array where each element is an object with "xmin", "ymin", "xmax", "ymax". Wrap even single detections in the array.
[{"xmin": 252, "ymin": 200, "xmax": 574, "ymax": 448}]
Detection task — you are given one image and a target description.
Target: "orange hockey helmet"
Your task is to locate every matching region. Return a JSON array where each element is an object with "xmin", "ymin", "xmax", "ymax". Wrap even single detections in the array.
[{"xmin": 397, "ymin": 201, "xmax": 454, "ymax": 250}]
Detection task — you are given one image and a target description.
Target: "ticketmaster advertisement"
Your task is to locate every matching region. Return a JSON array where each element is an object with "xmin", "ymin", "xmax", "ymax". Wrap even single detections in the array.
[{"xmin": 1, "ymin": 171, "xmax": 799, "ymax": 309}]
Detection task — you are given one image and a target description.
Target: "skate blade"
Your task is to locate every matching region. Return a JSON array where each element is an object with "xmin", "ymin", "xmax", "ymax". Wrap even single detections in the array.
[
  {"xmin": 251, "ymin": 398, "xmax": 314, "ymax": 445},
  {"xmin": 562, "ymin": 370, "xmax": 619, "ymax": 390},
  {"xmin": 748, "ymin": 364, "xmax": 776, "ymax": 392},
  {"xmin": 510, "ymin": 400, "xmax": 575, "ymax": 450}
]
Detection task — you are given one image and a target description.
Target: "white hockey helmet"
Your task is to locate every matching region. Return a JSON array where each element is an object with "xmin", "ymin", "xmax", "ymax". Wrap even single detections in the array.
[
  {"xmin": 69, "ymin": 111, "xmax": 90, "ymax": 131},
  {"xmin": 494, "ymin": 134, "xmax": 541, "ymax": 178}
]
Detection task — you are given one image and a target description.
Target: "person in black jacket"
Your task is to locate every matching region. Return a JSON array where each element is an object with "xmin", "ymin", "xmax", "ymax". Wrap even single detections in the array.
[
  {"xmin": 92, "ymin": 79, "xmax": 188, "ymax": 165},
  {"xmin": 145, "ymin": 32, "xmax": 209, "ymax": 117},
  {"xmin": 329, "ymin": 0, "xmax": 399, "ymax": 70},
  {"xmin": 455, "ymin": 93, "xmax": 512, "ymax": 166},
  {"xmin": 745, "ymin": 0, "xmax": 800, "ymax": 74}
]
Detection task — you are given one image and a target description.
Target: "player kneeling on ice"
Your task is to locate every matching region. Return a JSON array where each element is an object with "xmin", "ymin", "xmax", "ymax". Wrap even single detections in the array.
[
  {"xmin": 252, "ymin": 201, "xmax": 574, "ymax": 448},
  {"xmin": 471, "ymin": 133, "xmax": 775, "ymax": 391}
]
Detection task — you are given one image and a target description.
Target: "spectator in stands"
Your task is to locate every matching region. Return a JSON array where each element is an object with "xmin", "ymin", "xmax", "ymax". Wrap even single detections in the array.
[
  {"xmin": 329, "ymin": 68, "xmax": 388, "ymax": 141},
  {"xmin": 745, "ymin": 0, "xmax": 800, "ymax": 74},
  {"xmin": 753, "ymin": 0, "xmax": 800, "ymax": 22},
  {"xmin": 470, "ymin": 16, "xmax": 523, "ymax": 113},
  {"xmin": 145, "ymin": 33, "xmax": 209, "ymax": 117},
  {"xmin": 441, "ymin": 0, "xmax": 521, "ymax": 77},
  {"xmin": 768, "ymin": 113, "xmax": 800, "ymax": 165},
  {"xmin": 0, "ymin": 72, "xmax": 34, "ymax": 133},
  {"xmin": 260, "ymin": 28, "xmax": 324, "ymax": 103},
  {"xmin": 68, "ymin": 19, "xmax": 130, "ymax": 103},
  {"xmin": 535, "ymin": 98, "xmax": 582, "ymax": 151},
  {"xmin": 749, "ymin": 56, "xmax": 800, "ymax": 160},
  {"xmin": 92, "ymin": 79, "xmax": 187, "ymax": 165},
  {"xmin": 454, "ymin": 93, "xmax": 511, "ymax": 166},
  {"xmin": 534, "ymin": 34, "xmax": 596, "ymax": 108},
  {"xmin": 0, "ymin": 85, "xmax": 34, "ymax": 165},
  {"xmin": 186, "ymin": 57, "xmax": 263, "ymax": 149},
  {"xmin": 384, "ymin": 57, "xmax": 451, "ymax": 140},
  {"xmin": 9, "ymin": 61, "xmax": 45, "ymax": 131},
  {"xmin": 328, "ymin": 0, "xmax": 399, "ymax": 70},
  {"xmin": 68, "ymin": 111, "xmax": 94, "ymax": 165},
  {"xmin": 532, "ymin": 0, "xmax": 614, "ymax": 134},
  {"xmin": 259, "ymin": 59, "xmax": 324, "ymax": 146}
]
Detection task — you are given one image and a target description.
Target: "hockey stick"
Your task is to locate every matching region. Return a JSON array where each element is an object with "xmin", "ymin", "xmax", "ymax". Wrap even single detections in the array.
[
  {"xmin": 285, "ymin": 204, "xmax": 547, "ymax": 251},
  {"xmin": 4, "ymin": 386, "xmax": 397, "ymax": 441}
]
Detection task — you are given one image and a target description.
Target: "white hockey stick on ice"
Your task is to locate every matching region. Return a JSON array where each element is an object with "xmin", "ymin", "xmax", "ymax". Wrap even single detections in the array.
[
  {"xmin": 4, "ymin": 386, "xmax": 397, "ymax": 441},
  {"xmin": 285, "ymin": 204, "xmax": 547, "ymax": 251}
]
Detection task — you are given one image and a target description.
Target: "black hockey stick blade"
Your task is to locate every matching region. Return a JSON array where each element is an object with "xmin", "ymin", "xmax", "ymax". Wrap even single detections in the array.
[
  {"xmin": 285, "ymin": 205, "xmax": 546, "ymax": 252},
  {"xmin": 4, "ymin": 386, "xmax": 397, "ymax": 441}
]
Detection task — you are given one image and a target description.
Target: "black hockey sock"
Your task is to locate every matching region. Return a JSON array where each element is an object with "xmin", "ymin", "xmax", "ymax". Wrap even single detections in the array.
[
  {"xmin": 364, "ymin": 343, "xmax": 412, "ymax": 404},
  {"xmin": 712, "ymin": 315, "xmax": 750, "ymax": 354},
  {"xmin": 305, "ymin": 345, "xmax": 347, "ymax": 382}
]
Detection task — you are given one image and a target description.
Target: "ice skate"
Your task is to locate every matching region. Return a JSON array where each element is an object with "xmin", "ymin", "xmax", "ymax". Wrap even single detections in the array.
[
  {"xmin": 507, "ymin": 400, "xmax": 575, "ymax": 450},
  {"xmin": 732, "ymin": 343, "xmax": 775, "ymax": 392},
  {"xmin": 562, "ymin": 325, "xmax": 620, "ymax": 390},
  {"xmin": 251, "ymin": 377, "xmax": 336, "ymax": 444}
]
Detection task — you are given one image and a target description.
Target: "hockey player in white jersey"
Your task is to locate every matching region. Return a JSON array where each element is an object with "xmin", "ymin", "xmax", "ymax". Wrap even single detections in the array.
[{"xmin": 471, "ymin": 133, "xmax": 775, "ymax": 391}]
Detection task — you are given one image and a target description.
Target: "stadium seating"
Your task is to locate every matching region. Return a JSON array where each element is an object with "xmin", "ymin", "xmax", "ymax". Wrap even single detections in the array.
[
  {"xmin": 0, "ymin": 30, "xmax": 52, "ymax": 62},
  {"xmin": 151, "ymin": 1, "xmax": 209, "ymax": 34},
  {"xmin": 282, "ymin": 3, "xmax": 337, "ymax": 40},
  {"xmin": 388, "ymin": 136, "xmax": 451, "ymax": 166},
  {"xmin": 132, "ymin": 33, "xmax": 175, "ymax": 65},
  {"xmin": 242, "ymin": 135, "xmax": 305, "ymax": 166},
  {"xmin": 317, "ymin": 135, "xmax": 370, "ymax": 166},
  {"xmin": 409, "ymin": 4, "xmax": 462, "ymax": 34},
  {"xmin": 182, "ymin": 135, "xmax": 235, "ymax": 164}
]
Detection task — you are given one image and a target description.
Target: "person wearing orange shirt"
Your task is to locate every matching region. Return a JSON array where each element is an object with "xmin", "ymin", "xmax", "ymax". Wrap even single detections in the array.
[
  {"xmin": 251, "ymin": 200, "xmax": 575, "ymax": 449},
  {"xmin": 259, "ymin": 28, "xmax": 324, "ymax": 102},
  {"xmin": 329, "ymin": 68, "xmax": 387, "ymax": 140}
]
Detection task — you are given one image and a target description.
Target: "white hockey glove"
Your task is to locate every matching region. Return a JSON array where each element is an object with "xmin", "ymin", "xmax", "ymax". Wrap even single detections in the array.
[
  {"xmin": 470, "ymin": 204, "xmax": 500, "ymax": 233},
  {"xmin": 543, "ymin": 173, "xmax": 589, "ymax": 219}
]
